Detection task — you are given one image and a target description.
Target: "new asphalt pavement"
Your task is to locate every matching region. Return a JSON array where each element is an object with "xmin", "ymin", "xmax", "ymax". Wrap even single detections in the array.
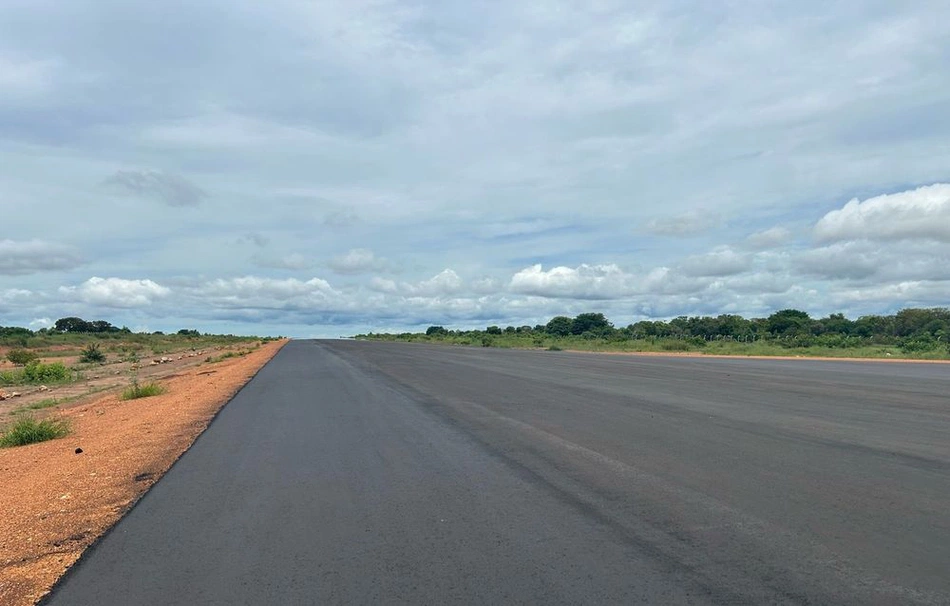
[{"xmin": 45, "ymin": 340, "xmax": 950, "ymax": 604}]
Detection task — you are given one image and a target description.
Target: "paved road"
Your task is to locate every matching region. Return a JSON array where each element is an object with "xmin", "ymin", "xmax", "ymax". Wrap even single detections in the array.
[{"xmin": 46, "ymin": 341, "xmax": 950, "ymax": 605}]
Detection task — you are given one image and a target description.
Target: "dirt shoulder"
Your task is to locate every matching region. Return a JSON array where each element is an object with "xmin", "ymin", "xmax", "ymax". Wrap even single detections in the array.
[{"xmin": 0, "ymin": 339, "xmax": 287, "ymax": 606}]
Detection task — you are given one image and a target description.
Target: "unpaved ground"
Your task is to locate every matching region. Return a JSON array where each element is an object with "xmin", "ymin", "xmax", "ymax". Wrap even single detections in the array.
[
  {"xmin": 0, "ymin": 342, "xmax": 254, "ymax": 416},
  {"xmin": 0, "ymin": 339, "xmax": 287, "ymax": 606}
]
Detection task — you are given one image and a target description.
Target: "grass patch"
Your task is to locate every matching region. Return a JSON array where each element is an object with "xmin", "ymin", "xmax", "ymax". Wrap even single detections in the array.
[
  {"xmin": 547, "ymin": 345, "xmax": 563, "ymax": 351},
  {"xmin": 205, "ymin": 348, "xmax": 256, "ymax": 364},
  {"xmin": 0, "ymin": 361, "xmax": 73, "ymax": 386},
  {"xmin": 0, "ymin": 415, "xmax": 71, "ymax": 447},
  {"xmin": 9, "ymin": 398, "xmax": 61, "ymax": 415},
  {"xmin": 121, "ymin": 381, "xmax": 166, "ymax": 400}
]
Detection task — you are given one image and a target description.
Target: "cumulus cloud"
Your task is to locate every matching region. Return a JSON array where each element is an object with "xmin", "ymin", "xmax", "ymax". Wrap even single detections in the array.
[
  {"xmin": 0, "ymin": 240, "xmax": 82, "ymax": 275},
  {"xmin": 509, "ymin": 264, "xmax": 635, "ymax": 299},
  {"xmin": 187, "ymin": 276, "xmax": 340, "ymax": 309},
  {"xmin": 745, "ymin": 227, "xmax": 792, "ymax": 250},
  {"xmin": 646, "ymin": 210, "xmax": 722, "ymax": 237},
  {"xmin": 679, "ymin": 247, "xmax": 751, "ymax": 277},
  {"xmin": 815, "ymin": 183, "xmax": 950, "ymax": 242},
  {"xmin": 104, "ymin": 170, "xmax": 207, "ymax": 207},
  {"xmin": 327, "ymin": 249, "xmax": 391, "ymax": 275},
  {"xmin": 61, "ymin": 277, "xmax": 170, "ymax": 308}
]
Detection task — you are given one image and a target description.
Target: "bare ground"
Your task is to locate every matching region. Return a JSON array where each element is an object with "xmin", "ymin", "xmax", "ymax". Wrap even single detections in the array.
[{"xmin": 0, "ymin": 339, "xmax": 287, "ymax": 606}]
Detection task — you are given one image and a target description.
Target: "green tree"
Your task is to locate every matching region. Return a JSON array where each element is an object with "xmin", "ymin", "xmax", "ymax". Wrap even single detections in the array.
[
  {"xmin": 545, "ymin": 316, "xmax": 573, "ymax": 336},
  {"xmin": 570, "ymin": 313, "xmax": 612, "ymax": 335},
  {"xmin": 767, "ymin": 309, "xmax": 811, "ymax": 336}
]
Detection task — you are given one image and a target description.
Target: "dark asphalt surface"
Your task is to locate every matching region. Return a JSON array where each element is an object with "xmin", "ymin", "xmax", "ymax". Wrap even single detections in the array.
[{"xmin": 46, "ymin": 340, "xmax": 950, "ymax": 605}]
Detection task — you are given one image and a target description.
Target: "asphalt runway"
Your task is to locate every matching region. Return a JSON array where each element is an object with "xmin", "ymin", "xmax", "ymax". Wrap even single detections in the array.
[{"xmin": 45, "ymin": 340, "xmax": 950, "ymax": 605}]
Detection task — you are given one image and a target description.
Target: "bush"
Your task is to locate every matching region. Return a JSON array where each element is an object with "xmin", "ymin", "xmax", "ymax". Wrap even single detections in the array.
[
  {"xmin": 121, "ymin": 381, "xmax": 165, "ymax": 400},
  {"xmin": 79, "ymin": 343, "xmax": 106, "ymax": 364},
  {"xmin": 6, "ymin": 349, "xmax": 39, "ymax": 366},
  {"xmin": 0, "ymin": 416, "xmax": 71, "ymax": 447},
  {"xmin": 22, "ymin": 361, "xmax": 70, "ymax": 383}
]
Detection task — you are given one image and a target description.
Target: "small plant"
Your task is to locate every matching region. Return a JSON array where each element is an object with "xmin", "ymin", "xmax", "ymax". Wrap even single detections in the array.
[
  {"xmin": 121, "ymin": 380, "xmax": 165, "ymax": 400},
  {"xmin": 79, "ymin": 343, "xmax": 106, "ymax": 364},
  {"xmin": 6, "ymin": 349, "xmax": 39, "ymax": 366},
  {"xmin": 0, "ymin": 415, "xmax": 71, "ymax": 447},
  {"xmin": 547, "ymin": 345, "xmax": 563, "ymax": 351}
]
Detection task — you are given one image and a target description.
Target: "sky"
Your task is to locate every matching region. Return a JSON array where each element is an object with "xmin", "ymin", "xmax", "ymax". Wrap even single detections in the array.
[{"xmin": 2, "ymin": 0, "xmax": 950, "ymax": 337}]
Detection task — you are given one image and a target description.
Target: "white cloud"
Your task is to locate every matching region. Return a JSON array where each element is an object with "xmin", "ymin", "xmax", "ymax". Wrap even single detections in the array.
[
  {"xmin": 409, "ymin": 269, "xmax": 464, "ymax": 296},
  {"xmin": 745, "ymin": 227, "xmax": 792, "ymax": 250},
  {"xmin": 61, "ymin": 277, "xmax": 170, "ymax": 308},
  {"xmin": 29, "ymin": 317, "xmax": 53, "ymax": 328},
  {"xmin": 815, "ymin": 183, "xmax": 950, "ymax": 242},
  {"xmin": 679, "ymin": 247, "xmax": 752, "ymax": 277},
  {"xmin": 189, "ymin": 276, "xmax": 338, "ymax": 306},
  {"xmin": 0, "ymin": 240, "xmax": 83, "ymax": 275},
  {"xmin": 509, "ymin": 264, "xmax": 635, "ymax": 299}
]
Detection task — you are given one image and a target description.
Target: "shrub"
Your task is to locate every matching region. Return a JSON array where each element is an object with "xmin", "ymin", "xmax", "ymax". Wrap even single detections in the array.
[
  {"xmin": 547, "ymin": 345, "xmax": 563, "ymax": 351},
  {"xmin": 0, "ymin": 416, "xmax": 71, "ymax": 447},
  {"xmin": 21, "ymin": 361, "xmax": 71, "ymax": 383},
  {"xmin": 6, "ymin": 349, "xmax": 39, "ymax": 366},
  {"xmin": 79, "ymin": 343, "xmax": 106, "ymax": 364},
  {"xmin": 121, "ymin": 381, "xmax": 165, "ymax": 400}
]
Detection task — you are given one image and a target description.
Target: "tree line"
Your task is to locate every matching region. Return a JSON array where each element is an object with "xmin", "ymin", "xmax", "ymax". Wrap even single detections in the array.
[{"xmin": 418, "ymin": 308, "xmax": 950, "ymax": 350}]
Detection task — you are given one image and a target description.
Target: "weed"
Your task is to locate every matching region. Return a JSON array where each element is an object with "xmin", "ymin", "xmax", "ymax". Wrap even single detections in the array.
[
  {"xmin": 79, "ymin": 343, "xmax": 106, "ymax": 364},
  {"xmin": 121, "ymin": 380, "xmax": 165, "ymax": 400},
  {"xmin": 547, "ymin": 345, "xmax": 563, "ymax": 351},
  {"xmin": 0, "ymin": 415, "xmax": 71, "ymax": 447}
]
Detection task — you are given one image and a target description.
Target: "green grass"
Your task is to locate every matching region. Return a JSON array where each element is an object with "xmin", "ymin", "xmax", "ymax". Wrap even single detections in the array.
[
  {"xmin": 356, "ymin": 332, "xmax": 949, "ymax": 360},
  {"xmin": 9, "ymin": 398, "xmax": 61, "ymax": 415},
  {"xmin": 121, "ymin": 381, "xmax": 166, "ymax": 400},
  {"xmin": 0, "ymin": 415, "xmax": 71, "ymax": 447}
]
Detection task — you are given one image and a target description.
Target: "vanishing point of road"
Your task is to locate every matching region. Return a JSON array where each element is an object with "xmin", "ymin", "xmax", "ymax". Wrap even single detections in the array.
[{"xmin": 45, "ymin": 340, "xmax": 950, "ymax": 605}]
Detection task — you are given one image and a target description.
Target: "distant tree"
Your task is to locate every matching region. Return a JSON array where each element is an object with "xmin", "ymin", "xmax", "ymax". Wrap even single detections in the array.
[
  {"xmin": 177, "ymin": 329, "xmax": 201, "ymax": 337},
  {"xmin": 485, "ymin": 326, "xmax": 502, "ymax": 335},
  {"xmin": 570, "ymin": 313, "xmax": 612, "ymax": 335},
  {"xmin": 425, "ymin": 326, "xmax": 448, "ymax": 336},
  {"xmin": 767, "ymin": 309, "xmax": 811, "ymax": 336},
  {"xmin": 55, "ymin": 317, "xmax": 92, "ymax": 333},
  {"xmin": 545, "ymin": 316, "xmax": 573, "ymax": 336},
  {"xmin": 89, "ymin": 320, "xmax": 118, "ymax": 333}
]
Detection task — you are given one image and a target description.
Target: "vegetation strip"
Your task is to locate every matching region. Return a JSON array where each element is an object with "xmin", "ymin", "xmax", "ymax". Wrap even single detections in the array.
[{"xmin": 356, "ymin": 308, "xmax": 950, "ymax": 360}]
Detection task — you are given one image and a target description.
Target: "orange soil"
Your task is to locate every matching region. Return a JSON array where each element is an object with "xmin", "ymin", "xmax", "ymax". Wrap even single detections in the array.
[{"xmin": 0, "ymin": 340, "xmax": 287, "ymax": 606}]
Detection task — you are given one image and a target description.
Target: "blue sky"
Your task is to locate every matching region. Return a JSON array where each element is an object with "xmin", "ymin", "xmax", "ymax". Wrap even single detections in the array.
[{"xmin": 2, "ymin": 0, "xmax": 950, "ymax": 337}]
